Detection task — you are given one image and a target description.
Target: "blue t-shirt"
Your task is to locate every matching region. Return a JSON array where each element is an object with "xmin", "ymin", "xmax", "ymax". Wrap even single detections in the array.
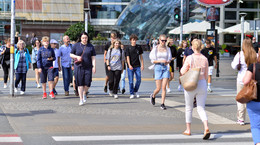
[
  {"xmin": 184, "ymin": 46, "xmax": 194, "ymax": 57},
  {"xmin": 71, "ymin": 42, "xmax": 96, "ymax": 69},
  {"xmin": 53, "ymin": 48, "xmax": 60, "ymax": 68}
]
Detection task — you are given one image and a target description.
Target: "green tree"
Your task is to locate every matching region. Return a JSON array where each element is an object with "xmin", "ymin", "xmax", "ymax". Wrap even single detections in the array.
[{"xmin": 64, "ymin": 22, "xmax": 94, "ymax": 41}]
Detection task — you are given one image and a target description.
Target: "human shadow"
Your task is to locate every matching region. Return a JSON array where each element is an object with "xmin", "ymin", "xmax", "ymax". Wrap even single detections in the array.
[{"xmin": 0, "ymin": 110, "xmax": 56, "ymax": 117}]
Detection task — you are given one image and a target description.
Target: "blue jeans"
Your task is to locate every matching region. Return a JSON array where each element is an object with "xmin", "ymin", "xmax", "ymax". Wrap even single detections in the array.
[
  {"xmin": 62, "ymin": 66, "xmax": 72, "ymax": 92},
  {"xmin": 247, "ymin": 101, "xmax": 260, "ymax": 144},
  {"xmin": 127, "ymin": 67, "xmax": 141, "ymax": 95},
  {"xmin": 120, "ymin": 69, "xmax": 126, "ymax": 89}
]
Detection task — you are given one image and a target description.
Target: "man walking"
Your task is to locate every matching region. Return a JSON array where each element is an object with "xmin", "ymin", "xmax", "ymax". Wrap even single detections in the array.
[
  {"xmin": 126, "ymin": 34, "xmax": 144, "ymax": 99},
  {"xmin": 50, "ymin": 39, "xmax": 60, "ymax": 95},
  {"xmin": 59, "ymin": 35, "xmax": 72, "ymax": 96}
]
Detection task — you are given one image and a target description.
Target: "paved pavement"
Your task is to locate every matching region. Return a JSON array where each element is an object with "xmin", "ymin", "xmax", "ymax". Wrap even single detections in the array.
[{"xmin": 0, "ymin": 52, "xmax": 254, "ymax": 145}]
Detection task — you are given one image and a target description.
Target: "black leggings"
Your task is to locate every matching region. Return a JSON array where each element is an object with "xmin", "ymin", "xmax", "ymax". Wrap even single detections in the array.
[
  {"xmin": 108, "ymin": 70, "xmax": 121, "ymax": 94},
  {"xmin": 2, "ymin": 62, "xmax": 10, "ymax": 83}
]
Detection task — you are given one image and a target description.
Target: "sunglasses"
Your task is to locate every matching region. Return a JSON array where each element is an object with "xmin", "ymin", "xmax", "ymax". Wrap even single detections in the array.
[{"xmin": 160, "ymin": 40, "xmax": 167, "ymax": 42}]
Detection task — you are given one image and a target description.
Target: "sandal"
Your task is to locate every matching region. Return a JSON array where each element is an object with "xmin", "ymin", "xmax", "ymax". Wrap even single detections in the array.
[{"xmin": 203, "ymin": 129, "xmax": 211, "ymax": 140}]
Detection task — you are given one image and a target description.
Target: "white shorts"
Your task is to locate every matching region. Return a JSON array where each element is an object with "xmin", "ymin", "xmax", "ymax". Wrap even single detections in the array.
[{"xmin": 208, "ymin": 66, "xmax": 214, "ymax": 76}]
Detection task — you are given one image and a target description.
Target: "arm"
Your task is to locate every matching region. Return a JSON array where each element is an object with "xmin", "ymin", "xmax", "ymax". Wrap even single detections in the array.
[
  {"xmin": 243, "ymin": 71, "xmax": 253, "ymax": 85},
  {"xmin": 104, "ymin": 50, "xmax": 107, "ymax": 63},
  {"xmin": 106, "ymin": 59, "xmax": 111, "ymax": 71},
  {"xmin": 37, "ymin": 49, "xmax": 42, "ymax": 73},
  {"xmin": 58, "ymin": 57, "xmax": 61, "ymax": 71},
  {"xmin": 92, "ymin": 56, "xmax": 96, "ymax": 74},
  {"xmin": 180, "ymin": 56, "xmax": 190, "ymax": 75},
  {"xmin": 121, "ymin": 60, "xmax": 124, "ymax": 73},
  {"xmin": 205, "ymin": 60, "xmax": 209, "ymax": 79},
  {"xmin": 214, "ymin": 55, "xmax": 218, "ymax": 69},
  {"xmin": 127, "ymin": 56, "xmax": 133, "ymax": 70},
  {"xmin": 140, "ymin": 54, "xmax": 144, "ymax": 71},
  {"xmin": 231, "ymin": 53, "xmax": 239, "ymax": 70}
]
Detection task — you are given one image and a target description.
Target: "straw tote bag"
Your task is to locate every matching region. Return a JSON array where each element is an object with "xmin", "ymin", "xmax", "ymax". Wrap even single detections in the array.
[
  {"xmin": 236, "ymin": 63, "xmax": 257, "ymax": 103},
  {"xmin": 180, "ymin": 55, "xmax": 201, "ymax": 91}
]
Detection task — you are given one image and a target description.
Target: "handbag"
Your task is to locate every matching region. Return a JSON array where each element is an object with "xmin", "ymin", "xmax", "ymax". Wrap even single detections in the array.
[
  {"xmin": 180, "ymin": 55, "xmax": 201, "ymax": 91},
  {"xmin": 74, "ymin": 44, "xmax": 86, "ymax": 65},
  {"xmin": 236, "ymin": 63, "xmax": 257, "ymax": 103}
]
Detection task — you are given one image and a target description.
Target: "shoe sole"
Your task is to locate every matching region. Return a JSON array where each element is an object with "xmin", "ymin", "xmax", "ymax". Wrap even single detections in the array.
[
  {"xmin": 203, "ymin": 132, "xmax": 211, "ymax": 140},
  {"xmin": 150, "ymin": 94, "xmax": 155, "ymax": 105}
]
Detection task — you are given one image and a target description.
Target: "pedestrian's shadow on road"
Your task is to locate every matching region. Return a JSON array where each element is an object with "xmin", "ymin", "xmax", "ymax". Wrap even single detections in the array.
[
  {"xmin": 0, "ymin": 110, "xmax": 55, "ymax": 117},
  {"xmin": 205, "ymin": 103, "xmax": 235, "ymax": 107},
  {"xmin": 210, "ymin": 129, "xmax": 251, "ymax": 141}
]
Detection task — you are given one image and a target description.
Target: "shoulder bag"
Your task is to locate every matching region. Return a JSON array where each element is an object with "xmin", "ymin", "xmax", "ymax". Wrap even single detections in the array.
[
  {"xmin": 236, "ymin": 63, "xmax": 257, "ymax": 103},
  {"xmin": 180, "ymin": 55, "xmax": 201, "ymax": 91},
  {"xmin": 74, "ymin": 44, "xmax": 86, "ymax": 65}
]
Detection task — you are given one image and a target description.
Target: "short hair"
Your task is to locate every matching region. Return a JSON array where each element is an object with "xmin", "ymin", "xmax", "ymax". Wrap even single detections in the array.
[
  {"xmin": 130, "ymin": 34, "xmax": 138, "ymax": 40},
  {"xmin": 42, "ymin": 36, "xmax": 49, "ymax": 42},
  {"xmin": 111, "ymin": 32, "xmax": 117, "ymax": 39},
  {"xmin": 63, "ymin": 35, "xmax": 69, "ymax": 40},
  {"xmin": 17, "ymin": 40, "xmax": 26, "ymax": 48},
  {"xmin": 4, "ymin": 38, "xmax": 11, "ymax": 44},
  {"xmin": 205, "ymin": 39, "xmax": 211, "ymax": 45}
]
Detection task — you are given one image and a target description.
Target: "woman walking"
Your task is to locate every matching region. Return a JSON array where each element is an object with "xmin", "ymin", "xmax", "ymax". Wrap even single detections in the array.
[
  {"xmin": 181, "ymin": 39, "xmax": 210, "ymax": 140},
  {"xmin": 231, "ymin": 38, "xmax": 257, "ymax": 125},
  {"xmin": 106, "ymin": 39, "xmax": 125, "ymax": 99},
  {"xmin": 166, "ymin": 37, "xmax": 177, "ymax": 93},
  {"xmin": 243, "ymin": 62, "xmax": 260, "ymax": 145},
  {"xmin": 0, "ymin": 38, "xmax": 11, "ymax": 88},
  {"xmin": 149, "ymin": 34, "xmax": 172, "ymax": 110},
  {"xmin": 70, "ymin": 32, "xmax": 96, "ymax": 106},
  {"xmin": 14, "ymin": 40, "xmax": 32, "ymax": 95},
  {"xmin": 176, "ymin": 40, "xmax": 188, "ymax": 91},
  {"xmin": 32, "ymin": 39, "xmax": 41, "ymax": 88}
]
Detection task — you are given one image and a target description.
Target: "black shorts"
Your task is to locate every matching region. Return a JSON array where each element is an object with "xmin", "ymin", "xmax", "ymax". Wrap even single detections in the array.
[
  {"xmin": 33, "ymin": 63, "xmax": 38, "ymax": 70},
  {"xmin": 104, "ymin": 63, "xmax": 109, "ymax": 76},
  {"xmin": 74, "ymin": 66, "xmax": 92, "ymax": 87},
  {"xmin": 40, "ymin": 67, "xmax": 54, "ymax": 83},
  {"xmin": 170, "ymin": 61, "xmax": 174, "ymax": 72},
  {"xmin": 53, "ymin": 68, "xmax": 59, "ymax": 77}
]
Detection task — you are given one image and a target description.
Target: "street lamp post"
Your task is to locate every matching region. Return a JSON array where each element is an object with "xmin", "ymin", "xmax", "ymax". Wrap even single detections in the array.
[
  {"xmin": 10, "ymin": 0, "xmax": 15, "ymax": 97},
  {"xmin": 180, "ymin": 0, "xmax": 183, "ymax": 43},
  {"xmin": 240, "ymin": 13, "xmax": 247, "ymax": 51},
  {"xmin": 84, "ymin": 8, "xmax": 90, "ymax": 33}
]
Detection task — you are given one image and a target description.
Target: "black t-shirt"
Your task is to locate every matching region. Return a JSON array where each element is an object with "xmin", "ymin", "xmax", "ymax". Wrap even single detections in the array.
[
  {"xmin": 125, "ymin": 44, "xmax": 143, "ymax": 68},
  {"xmin": 4, "ymin": 47, "xmax": 10, "ymax": 61},
  {"xmin": 201, "ymin": 47, "xmax": 216, "ymax": 66},
  {"xmin": 248, "ymin": 63, "xmax": 260, "ymax": 102},
  {"xmin": 253, "ymin": 42, "xmax": 259, "ymax": 53},
  {"xmin": 104, "ymin": 41, "xmax": 111, "ymax": 52},
  {"xmin": 176, "ymin": 48, "xmax": 185, "ymax": 68},
  {"xmin": 169, "ymin": 46, "xmax": 177, "ymax": 66},
  {"xmin": 71, "ymin": 42, "xmax": 96, "ymax": 69}
]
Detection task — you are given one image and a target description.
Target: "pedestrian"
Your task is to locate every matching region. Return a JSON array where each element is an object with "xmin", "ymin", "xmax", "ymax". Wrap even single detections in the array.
[
  {"xmin": 32, "ymin": 39, "xmax": 42, "ymax": 88},
  {"xmin": 166, "ymin": 37, "xmax": 177, "ymax": 93},
  {"xmin": 104, "ymin": 32, "xmax": 117, "ymax": 93},
  {"xmin": 15, "ymin": 31, "xmax": 20, "ymax": 44},
  {"xmin": 106, "ymin": 39, "xmax": 125, "ymax": 99},
  {"xmin": 59, "ymin": 35, "xmax": 72, "ymax": 96},
  {"xmin": 0, "ymin": 38, "xmax": 11, "ymax": 88},
  {"xmin": 231, "ymin": 38, "xmax": 257, "ymax": 125},
  {"xmin": 243, "ymin": 62, "xmax": 260, "ymax": 145},
  {"xmin": 50, "ymin": 39, "xmax": 61, "ymax": 95},
  {"xmin": 183, "ymin": 37, "xmax": 196, "ymax": 63},
  {"xmin": 30, "ymin": 33, "xmax": 38, "ymax": 47},
  {"xmin": 152, "ymin": 37, "xmax": 158, "ymax": 49},
  {"xmin": 70, "ymin": 32, "xmax": 96, "ymax": 106},
  {"xmin": 181, "ymin": 39, "xmax": 210, "ymax": 140},
  {"xmin": 252, "ymin": 37, "xmax": 259, "ymax": 53},
  {"xmin": 201, "ymin": 39, "xmax": 217, "ymax": 92},
  {"xmin": 149, "ymin": 34, "xmax": 172, "ymax": 110},
  {"xmin": 14, "ymin": 40, "xmax": 32, "ymax": 95},
  {"xmin": 176, "ymin": 40, "xmax": 187, "ymax": 91},
  {"xmin": 37, "ymin": 36, "xmax": 56, "ymax": 99},
  {"xmin": 126, "ymin": 34, "xmax": 144, "ymax": 99}
]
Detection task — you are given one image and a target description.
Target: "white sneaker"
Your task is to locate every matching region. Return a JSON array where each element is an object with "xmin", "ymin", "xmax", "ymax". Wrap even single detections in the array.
[
  {"xmin": 178, "ymin": 85, "xmax": 182, "ymax": 92},
  {"xmin": 130, "ymin": 95, "xmax": 135, "ymax": 99},
  {"xmin": 20, "ymin": 91, "xmax": 25, "ymax": 95},
  {"xmin": 79, "ymin": 100, "xmax": 84, "ymax": 106},
  {"xmin": 207, "ymin": 87, "xmax": 213, "ymax": 93},
  {"xmin": 14, "ymin": 88, "xmax": 18, "ymax": 93},
  {"xmin": 114, "ymin": 94, "xmax": 118, "ymax": 99},
  {"xmin": 83, "ymin": 94, "xmax": 87, "ymax": 103},
  {"xmin": 109, "ymin": 91, "xmax": 113, "ymax": 96},
  {"xmin": 37, "ymin": 84, "xmax": 41, "ymax": 88},
  {"xmin": 3, "ymin": 84, "xmax": 7, "ymax": 88},
  {"xmin": 135, "ymin": 92, "xmax": 140, "ymax": 98},
  {"xmin": 166, "ymin": 88, "xmax": 171, "ymax": 93}
]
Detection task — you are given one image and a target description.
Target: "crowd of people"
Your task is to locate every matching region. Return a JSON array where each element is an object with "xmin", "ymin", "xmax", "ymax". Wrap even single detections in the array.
[{"xmin": 0, "ymin": 32, "xmax": 260, "ymax": 142}]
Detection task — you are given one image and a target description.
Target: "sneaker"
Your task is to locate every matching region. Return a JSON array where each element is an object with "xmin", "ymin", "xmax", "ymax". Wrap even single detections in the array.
[
  {"xmin": 65, "ymin": 91, "xmax": 69, "ymax": 96},
  {"xmin": 3, "ymin": 84, "xmax": 7, "ymax": 89},
  {"xmin": 53, "ymin": 88, "xmax": 58, "ymax": 95},
  {"xmin": 14, "ymin": 88, "xmax": 18, "ymax": 93},
  {"xmin": 122, "ymin": 88, "xmax": 125, "ymax": 94},
  {"xmin": 207, "ymin": 87, "xmax": 213, "ymax": 93},
  {"xmin": 70, "ymin": 83, "xmax": 73, "ymax": 87},
  {"xmin": 83, "ymin": 94, "xmax": 87, "ymax": 103},
  {"xmin": 236, "ymin": 120, "xmax": 245, "ymax": 125},
  {"xmin": 74, "ymin": 90, "xmax": 79, "ymax": 96},
  {"xmin": 20, "ymin": 91, "xmax": 25, "ymax": 95},
  {"xmin": 161, "ymin": 104, "xmax": 167, "ymax": 110},
  {"xmin": 166, "ymin": 88, "xmax": 171, "ymax": 93},
  {"xmin": 37, "ymin": 84, "xmax": 41, "ymax": 88},
  {"xmin": 104, "ymin": 86, "xmax": 108, "ymax": 93},
  {"xmin": 130, "ymin": 94, "xmax": 135, "ymax": 99},
  {"xmin": 135, "ymin": 92, "xmax": 140, "ymax": 98},
  {"xmin": 150, "ymin": 94, "xmax": 155, "ymax": 105},
  {"xmin": 109, "ymin": 91, "xmax": 113, "ymax": 96},
  {"xmin": 42, "ymin": 92, "xmax": 47, "ymax": 99},
  {"xmin": 178, "ymin": 85, "xmax": 182, "ymax": 92},
  {"xmin": 79, "ymin": 100, "xmax": 84, "ymax": 106},
  {"xmin": 114, "ymin": 94, "xmax": 118, "ymax": 99},
  {"xmin": 49, "ymin": 91, "xmax": 55, "ymax": 99}
]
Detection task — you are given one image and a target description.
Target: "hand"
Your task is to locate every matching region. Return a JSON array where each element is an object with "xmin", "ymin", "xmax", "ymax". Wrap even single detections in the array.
[
  {"xmin": 38, "ymin": 68, "xmax": 42, "ymax": 73},
  {"xmin": 47, "ymin": 57, "xmax": 53, "ymax": 61},
  {"xmin": 141, "ymin": 65, "xmax": 144, "ymax": 71},
  {"xmin": 58, "ymin": 66, "xmax": 61, "ymax": 72},
  {"xmin": 77, "ymin": 56, "xmax": 82, "ymax": 62},
  {"xmin": 71, "ymin": 66, "xmax": 74, "ymax": 71},
  {"xmin": 93, "ymin": 67, "xmax": 96, "ymax": 74},
  {"xmin": 176, "ymin": 67, "xmax": 179, "ymax": 71},
  {"xmin": 129, "ymin": 65, "xmax": 133, "ymax": 70},
  {"xmin": 160, "ymin": 60, "xmax": 167, "ymax": 64},
  {"xmin": 108, "ymin": 66, "xmax": 111, "ymax": 71},
  {"xmin": 121, "ymin": 70, "xmax": 124, "ymax": 74}
]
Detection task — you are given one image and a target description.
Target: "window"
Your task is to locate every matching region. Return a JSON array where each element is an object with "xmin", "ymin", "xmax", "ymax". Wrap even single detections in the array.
[
  {"xmin": 240, "ymin": 12, "xmax": 258, "ymax": 20},
  {"xmin": 240, "ymin": 1, "xmax": 258, "ymax": 9},
  {"xmin": 224, "ymin": 34, "xmax": 236, "ymax": 43},
  {"xmin": 225, "ymin": 11, "xmax": 236, "ymax": 20},
  {"xmin": 90, "ymin": 0, "xmax": 130, "ymax": 2},
  {"xmin": 225, "ymin": 23, "xmax": 236, "ymax": 29},
  {"xmin": 91, "ymin": 5, "xmax": 127, "ymax": 19}
]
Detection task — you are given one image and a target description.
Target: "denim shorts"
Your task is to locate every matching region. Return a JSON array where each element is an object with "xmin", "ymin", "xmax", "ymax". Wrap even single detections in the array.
[
  {"xmin": 40, "ymin": 67, "xmax": 54, "ymax": 83},
  {"xmin": 154, "ymin": 64, "xmax": 169, "ymax": 80}
]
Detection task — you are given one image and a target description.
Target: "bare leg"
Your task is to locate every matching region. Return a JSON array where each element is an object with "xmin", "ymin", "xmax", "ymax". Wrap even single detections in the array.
[
  {"xmin": 83, "ymin": 86, "xmax": 89, "ymax": 96},
  {"xmin": 48, "ymin": 81, "xmax": 54, "ymax": 93},
  {"xmin": 42, "ymin": 83, "xmax": 46, "ymax": 92},
  {"xmin": 203, "ymin": 120, "xmax": 209, "ymax": 134},
  {"xmin": 184, "ymin": 123, "xmax": 191, "ymax": 135},
  {"xmin": 161, "ymin": 78, "xmax": 168, "ymax": 104},
  {"xmin": 78, "ymin": 86, "xmax": 84, "ymax": 101},
  {"xmin": 53, "ymin": 77, "xmax": 59, "ymax": 88},
  {"xmin": 35, "ymin": 69, "xmax": 40, "ymax": 85},
  {"xmin": 105, "ymin": 76, "xmax": 109, "ymax": 86},
  {"xmin": 153, "ymin": 80, "xmax": 162, "ymax": 98}
]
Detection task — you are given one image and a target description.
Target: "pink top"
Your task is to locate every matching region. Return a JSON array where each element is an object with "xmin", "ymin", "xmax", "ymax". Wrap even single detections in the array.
[{"xmin": 180, "ymin": 53, "xmax": 208, "ymax": 80}]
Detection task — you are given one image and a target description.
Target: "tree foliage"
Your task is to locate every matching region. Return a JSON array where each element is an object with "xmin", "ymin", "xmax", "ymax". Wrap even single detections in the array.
[{"xmin": 64, "ymin": 22, "xmax": 94, "ymax": 41}]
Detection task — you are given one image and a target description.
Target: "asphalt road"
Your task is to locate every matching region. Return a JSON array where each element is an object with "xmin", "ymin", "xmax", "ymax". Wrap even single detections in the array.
[{"xmin": 0, "ymin": 52, "xmax": 254, "ymax": 145}]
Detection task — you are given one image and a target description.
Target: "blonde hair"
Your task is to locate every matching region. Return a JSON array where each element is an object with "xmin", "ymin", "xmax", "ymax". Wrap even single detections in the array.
[
  {"xmin": 192, "ymin": 39, "xmax": 203, "ymax": 51},
  {"xmin": 17, "ymin": 40, "xmax": 26, "ymax": 49},
  {"xmin": 242, "ymin": 38, "xmax": 257, "ymax": 67},
  {"xmin": 41, "ymin": 36, "xmax": 49, "ymax": 42},
  {"xmin": 180, "ymin": 40, "xmax": 187, "ymax": 49},
  {"xmin": 109, "ymin": 39, "xmax": 121, "ymax": 49}
]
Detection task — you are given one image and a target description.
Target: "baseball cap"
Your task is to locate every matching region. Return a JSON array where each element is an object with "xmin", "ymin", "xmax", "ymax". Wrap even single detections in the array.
[{"xmin": 50, "ymin": 39, "xmax": 58, "ymax": 44}]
